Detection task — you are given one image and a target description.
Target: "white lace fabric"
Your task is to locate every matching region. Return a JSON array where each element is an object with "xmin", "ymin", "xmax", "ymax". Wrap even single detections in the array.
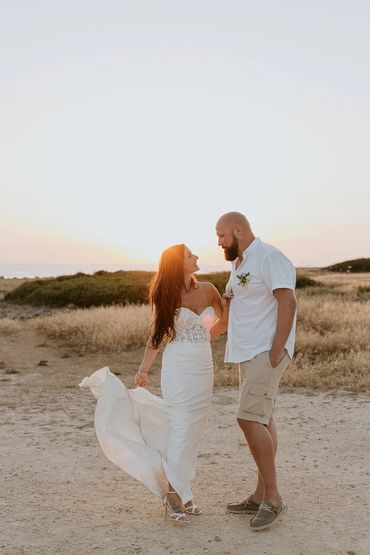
[{"xmin": 172, "ymin": 307, "xmax": 216, "ymax": 344}]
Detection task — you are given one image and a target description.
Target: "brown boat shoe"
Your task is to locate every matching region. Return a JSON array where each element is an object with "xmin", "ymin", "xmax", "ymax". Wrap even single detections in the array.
[
  {"xmin": 249, "ymin": 499, "xmax": 288, "ymax": 530},
  {"xmin": 226, "ymin": 496, "xmax": 261, "ymax": 514}
]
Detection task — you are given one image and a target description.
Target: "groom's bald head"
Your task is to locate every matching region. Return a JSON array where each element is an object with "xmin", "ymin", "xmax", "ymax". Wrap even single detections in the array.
[
  {"xmin": 216, "ymin": 211, "xmax": 251, "ymax": 231},
  {"xmin": 216, "ymin": 212, "xmax": 255, "ymax": 261}
]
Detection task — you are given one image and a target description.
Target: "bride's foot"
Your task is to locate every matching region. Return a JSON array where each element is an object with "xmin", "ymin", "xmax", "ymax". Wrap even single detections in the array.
[
  {"xmin": 184, "ymin": 500, "xmax": 202, "ymax": 515},
  {"xmin": 164, "ymin": 492, "xmax": 190, "ymax": 525}
]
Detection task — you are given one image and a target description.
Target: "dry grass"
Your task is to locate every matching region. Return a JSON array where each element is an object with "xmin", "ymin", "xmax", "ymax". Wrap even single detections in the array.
[
  {"xmin": 282, "ymin": 350, "xmax": 369, "ymax": 391},
  {"xmin": 209, "ymin": 274, "xmax": 370, "ymax": 392},
  {"xmin": 0, "ymin": 318, "xmax": 21, "ymax": 333},
  {"xmin": 36, "ymin": 304, "xmax": 151, "ymax": 352},
  {"xmin": 34, "ymin": 273, "xmax": 370, "ymax": 392},
  {"xmin": 280, "ymin": 283, "xmax": 370, "ymax": 392},
  {"xmin": 296, "ymin": 295, "xmax": 370, "ymax": 351},
  {"xmin": 299, "ymin": 270, "xmax": 370, "ymax": 290}
]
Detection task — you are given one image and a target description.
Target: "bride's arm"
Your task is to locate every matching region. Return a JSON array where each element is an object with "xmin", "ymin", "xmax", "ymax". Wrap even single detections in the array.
[
  {"xmin": 210, "ymin": 319, "xmax": 228, "ymax": 339},
  {"xmin": 207, "ymin": 282, "xmax": 233, "ymax": 339},
  {"xmin": 134, "ymin": 336, "xmax": 161, "ymax": 387},
  {"xmin": 208, "ymin": 283, "xmax": 232, "ymax": 323},
  {"xmin": 135, "ymin": 307, "xmax": 165, "ymax": 387}
]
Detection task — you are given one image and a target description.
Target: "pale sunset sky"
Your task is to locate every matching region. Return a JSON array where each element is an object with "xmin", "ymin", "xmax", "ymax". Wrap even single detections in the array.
[{"xmin": 1, "ymin": 0, "xmax": 369, "ymax": 274}]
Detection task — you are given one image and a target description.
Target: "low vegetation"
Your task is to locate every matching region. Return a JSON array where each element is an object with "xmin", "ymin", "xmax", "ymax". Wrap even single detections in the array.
[
  {"xmin": 37, "ymin": 304, "xmax": 151, "ymax": 352},
  {"xmin": 2, "ymin": 268, "xmax": 369, "ymax": 392},
  {"xmin": 324, "ymin": 257, "xmax": 370, "ymax": 273},
  {"xmin": 31, "ymin": 272, "xmax": 370, "ymax": 392},
  {"xmin": 5, "ymin": 271, "xmax": 321, "ymax": 308},
  {"xmin": 0, "ymin": 318, "xmax": 21, "ymax": 333}
]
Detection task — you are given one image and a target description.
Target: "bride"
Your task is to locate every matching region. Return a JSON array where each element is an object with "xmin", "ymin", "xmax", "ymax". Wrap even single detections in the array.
[{"xmin": 80, "ymin": 244, "xmax": 231, "ymax": 525}]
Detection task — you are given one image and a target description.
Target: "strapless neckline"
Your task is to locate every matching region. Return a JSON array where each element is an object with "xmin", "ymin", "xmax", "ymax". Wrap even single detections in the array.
[{"xmin": 178, "ymin": 306, "xmax": 213, "ymax": 317}]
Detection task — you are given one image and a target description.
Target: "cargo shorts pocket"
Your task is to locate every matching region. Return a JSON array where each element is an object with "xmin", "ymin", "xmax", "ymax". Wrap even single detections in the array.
[{"xmin": 242, "ymin": 383, "xmax": 275, "ymax": 417}]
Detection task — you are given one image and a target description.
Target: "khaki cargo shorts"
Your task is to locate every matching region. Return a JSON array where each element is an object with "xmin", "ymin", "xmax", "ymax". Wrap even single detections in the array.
[{"xmin": 237, "ymin": 350, "xmax": 291, "ymax": 425}]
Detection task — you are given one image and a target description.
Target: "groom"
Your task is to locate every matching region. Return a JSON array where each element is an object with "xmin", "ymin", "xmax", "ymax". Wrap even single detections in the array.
[{"xmin": 216, "ymin": 212, "xmax": 297, "ymax": 530}]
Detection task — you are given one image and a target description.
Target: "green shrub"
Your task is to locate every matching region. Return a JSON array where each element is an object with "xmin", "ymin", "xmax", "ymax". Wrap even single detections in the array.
[
  {"xmin": 324, "ymin": 258, "xmax": 370, "ymax": 273},
  {"xmin": 357, "ymin": 285, "xmax": 370, "ymax": 300},
  {"xmin": 296, "ymin": 275, "xmax": 321, "ymax": 288},
  {"xmin": 5, "ymin": 269, "xmax": 322, "ymax": 307},
  {"xmin": 5, "ymin": 271, "xmax": 154, "ymax": 308},
  {"xmin": 5, "ymin": 271, "xmax": 230, "ymax": 308}
]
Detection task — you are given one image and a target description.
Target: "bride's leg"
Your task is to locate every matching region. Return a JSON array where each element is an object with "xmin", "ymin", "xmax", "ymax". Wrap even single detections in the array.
[
  {"xmin": 166, "ymin": 483, "xmax": 184, "ymax": 512},
  {"xmin": 184, "ymin": 499, "xmax": 202, "ymax": 515},
  {"xmin": 165, "ymin": 410, "xmax": 202, "ymax": 503},
  {"xmin": 164, "ymin": 483, "xmax": 190, "ymax": 524},
  {"xmin": 161, "ymin": 346, "xmax": 213, "ymax": 512}
]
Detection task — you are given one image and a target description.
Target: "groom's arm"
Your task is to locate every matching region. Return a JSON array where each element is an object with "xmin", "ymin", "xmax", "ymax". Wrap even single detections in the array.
[{"xmin": 270, "ymin": 288, "xmax": 296, "ymax": 367}]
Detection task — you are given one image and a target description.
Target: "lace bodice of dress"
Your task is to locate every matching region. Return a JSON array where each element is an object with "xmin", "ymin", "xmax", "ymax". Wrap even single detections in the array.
[{"xmin": 172, "ymin": 306, "xmax": 216, "ymax": 343}]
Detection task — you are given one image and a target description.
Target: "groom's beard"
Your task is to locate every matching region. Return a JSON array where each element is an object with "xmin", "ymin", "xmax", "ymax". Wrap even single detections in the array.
[{"xmin": 223, "ymin": 236, "xmax": 239, "ymax": 261}]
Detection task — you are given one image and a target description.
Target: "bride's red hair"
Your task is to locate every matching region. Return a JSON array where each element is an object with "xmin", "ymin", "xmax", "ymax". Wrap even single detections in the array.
[{"xmin": 149, "ymin": 243, "xmax": 195, "ymax": 349}]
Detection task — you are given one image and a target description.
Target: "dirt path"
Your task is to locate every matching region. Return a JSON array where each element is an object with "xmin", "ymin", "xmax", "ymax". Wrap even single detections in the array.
[{"xmin": 1, "ymin": 324, "xmax": 369, "ymax": 555}]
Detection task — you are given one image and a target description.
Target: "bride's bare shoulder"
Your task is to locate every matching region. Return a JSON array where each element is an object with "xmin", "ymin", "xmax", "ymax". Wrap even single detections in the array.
[{"xmin": 196, "ymin": 281, "xmax": 220, "ymax": 298}]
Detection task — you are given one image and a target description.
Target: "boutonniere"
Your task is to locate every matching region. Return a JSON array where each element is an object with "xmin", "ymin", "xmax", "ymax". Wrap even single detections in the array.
[{"xmin": 236, "ymin": 271, "xmax": 250, "ymax": 287}]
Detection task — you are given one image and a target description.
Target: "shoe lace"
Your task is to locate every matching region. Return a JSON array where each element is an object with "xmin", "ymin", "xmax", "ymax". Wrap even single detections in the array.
[{"xmin": 259, "ymin": 502, "xmax": 276, "ymax": 514}]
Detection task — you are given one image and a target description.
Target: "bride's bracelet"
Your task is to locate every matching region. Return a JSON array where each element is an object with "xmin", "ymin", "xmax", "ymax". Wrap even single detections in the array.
[{"xmin": 138, "ymin": 369, "xmax": 148, "ymax": 374}]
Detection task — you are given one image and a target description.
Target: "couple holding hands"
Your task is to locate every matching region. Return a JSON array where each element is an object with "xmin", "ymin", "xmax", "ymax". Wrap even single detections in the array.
[{"xmin": 81, "ymin": 211, "xmax": 297, "ymax": 531}]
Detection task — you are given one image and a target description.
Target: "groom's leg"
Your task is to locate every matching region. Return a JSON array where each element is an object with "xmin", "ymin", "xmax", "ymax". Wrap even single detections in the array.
[
  {"xmin": 250, "ymin": 417, "xmax": 277, "ymax": 502},
  {"xmin": 237, "ymin": 351, "xmax": 290, "ymax": 505},
  {"xmin": 238, "ymin": 417, "xmax": 280, "ymax": 505}
]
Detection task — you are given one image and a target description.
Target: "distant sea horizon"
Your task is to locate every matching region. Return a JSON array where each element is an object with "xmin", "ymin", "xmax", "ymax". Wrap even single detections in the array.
[{"xmin": 0, "ymin": 263, "xmax": 232, "ymax": 279}]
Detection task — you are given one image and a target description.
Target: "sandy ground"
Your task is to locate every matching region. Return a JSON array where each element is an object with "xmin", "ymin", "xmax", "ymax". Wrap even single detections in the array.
[{"xmin": 1, "ymin": 304, "xmax": 370, "ymax": 555}]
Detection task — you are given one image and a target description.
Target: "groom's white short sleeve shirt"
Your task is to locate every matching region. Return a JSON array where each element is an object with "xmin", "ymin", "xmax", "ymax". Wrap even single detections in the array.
[{"xmin": 225, "ymin": 238, "xmax": 296, "ymax": 363}]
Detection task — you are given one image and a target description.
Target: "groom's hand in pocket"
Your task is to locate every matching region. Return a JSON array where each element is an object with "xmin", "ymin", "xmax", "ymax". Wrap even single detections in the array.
[{"xmin": 269, "ymin": 348, "xmax": 284, "ymax": 368}]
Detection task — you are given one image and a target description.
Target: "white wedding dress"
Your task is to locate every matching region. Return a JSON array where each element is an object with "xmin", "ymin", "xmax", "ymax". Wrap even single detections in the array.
[{"xmin": 80, "ymin": 306, "xmax": 216, "ymax": 504}]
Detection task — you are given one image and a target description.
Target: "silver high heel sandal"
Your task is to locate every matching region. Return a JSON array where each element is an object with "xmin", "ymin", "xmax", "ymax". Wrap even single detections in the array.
[
  {"xmin": 184, "ymin": 502, "xmax": 202, "ymax": 515},
  {"xmin": 163, "ymin": 494, "xmax": 190, "ymax": 525}
]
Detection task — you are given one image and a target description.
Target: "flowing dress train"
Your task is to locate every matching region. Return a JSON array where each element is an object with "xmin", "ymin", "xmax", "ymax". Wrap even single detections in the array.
[{"xmin": 80, "ymin": 306, "xmax": 216, "ymax": 504}]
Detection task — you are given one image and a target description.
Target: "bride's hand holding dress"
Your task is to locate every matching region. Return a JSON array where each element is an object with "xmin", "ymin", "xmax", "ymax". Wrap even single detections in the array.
[{"xmin": 135, "ymin": 368, "xmax": 149, "ymax": 388}]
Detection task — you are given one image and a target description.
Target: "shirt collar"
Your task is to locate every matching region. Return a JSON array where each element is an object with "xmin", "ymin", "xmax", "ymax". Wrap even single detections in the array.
[
  {"xmin": 233, "ymin": 237, "xmax": 260, "ymax": 270},
  {"xmin": 242, "ymin": 237, "xmax": 260, "ymax": 258}
]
